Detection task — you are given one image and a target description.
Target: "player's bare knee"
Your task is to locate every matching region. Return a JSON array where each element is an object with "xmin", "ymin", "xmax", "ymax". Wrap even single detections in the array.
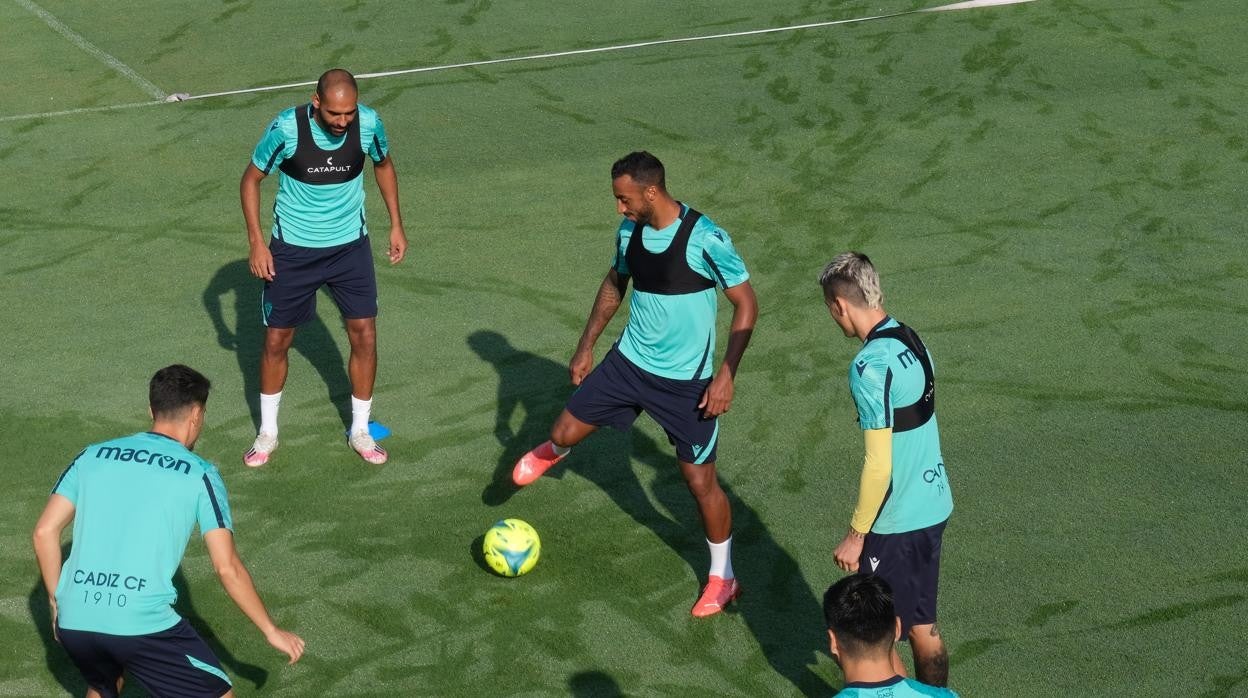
[
  {"xmin": 681, "ymin": 465, "xmax": 719, "ymax": 499},
  {"xmin": 345, "ymin": 321, "xmax": 376, "ymax": 348},
  {"xmin": 262, "ymin": 332, "xmax": 294, "ymax": 357}
]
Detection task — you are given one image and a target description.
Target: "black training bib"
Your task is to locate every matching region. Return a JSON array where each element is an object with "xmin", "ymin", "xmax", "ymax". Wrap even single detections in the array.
[
  {"xmin": 625, "ymin": 206, "xmax": 716, "ymax": 295},
  {"xmin": 278, "ymin": 104, "xmax": 366, "ymax": 185}
]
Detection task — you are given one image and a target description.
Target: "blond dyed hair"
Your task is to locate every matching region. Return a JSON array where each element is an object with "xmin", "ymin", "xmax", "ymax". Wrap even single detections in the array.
[{"xmin": 818, "ymin": 252, "xmax": 883, "ymax": 309}]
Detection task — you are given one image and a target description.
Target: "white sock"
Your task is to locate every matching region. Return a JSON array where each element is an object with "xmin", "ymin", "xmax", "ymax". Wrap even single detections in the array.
[
  {"xmin": 551, "ymin": 442, "xmax": 570, "ymax": 456},
  {"xmin": 708, "ymin": 536, "xmax": 734, "ymax": 580},
  {"xmin": 259, "ymin": 392, "xmax": 282, "ymax": 435},
  {"xmin": 351, "ymin": 396, "xmax": 372, "ymax": 434}
]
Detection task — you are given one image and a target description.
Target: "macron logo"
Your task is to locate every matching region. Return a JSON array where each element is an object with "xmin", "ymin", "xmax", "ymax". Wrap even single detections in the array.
[
  {"xmin": 855, "ymin": 360, "xmax": 868, "ymax": 376},
  {"xmin": 869, "ymin": 557, "xmax": 880, "ymax": 572},
  {"xmin": 327, "ymin": 156, "xmax": 333, "ymax": 166}
]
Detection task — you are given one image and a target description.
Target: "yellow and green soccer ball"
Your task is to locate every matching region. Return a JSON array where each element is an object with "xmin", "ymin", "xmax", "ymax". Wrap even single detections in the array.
[{"xmin": 483, "ymin": 518, "xmax": 541, "ymax": 577}]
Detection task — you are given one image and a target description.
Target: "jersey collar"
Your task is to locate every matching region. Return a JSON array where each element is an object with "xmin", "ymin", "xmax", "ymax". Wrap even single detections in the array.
[{"xmin": 843, "ymin": 675, "xmax": 906, "ymax": 689}]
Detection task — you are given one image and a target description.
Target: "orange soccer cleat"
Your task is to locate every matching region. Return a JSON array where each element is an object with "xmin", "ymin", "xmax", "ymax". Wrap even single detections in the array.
[
  {"xmin": 691, "ymin": 575, "xmax": 741, "ymax": 618},
  {"xmin": 512, "ymin": 440, "xmax": 568, "ymax": 486}
]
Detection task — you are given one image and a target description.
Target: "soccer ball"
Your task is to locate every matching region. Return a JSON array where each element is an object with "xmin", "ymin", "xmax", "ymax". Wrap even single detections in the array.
[{"xmin": 482, "ymin": 518, "xmax": 541, "ymax": 577}]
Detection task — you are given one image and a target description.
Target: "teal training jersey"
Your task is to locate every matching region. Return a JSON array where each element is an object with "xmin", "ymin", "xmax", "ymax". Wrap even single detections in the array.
[
  {"xmin": 612, "ymin": 207, "xmax": 749, "ymax": 379},
  {"xmin": 835, "ymin": 676, "xmax": 960, "ymax": 697},
  {"xmin": 51, "ymin": 432, "xmax": 233, "ymax": 636},
  {"xmin": 849, "ymin": 317, "xmax": 953, "ymax": 534},
  {"xmin": 251, "ymin": 103, "xmax": 389, "ymax": 248}
]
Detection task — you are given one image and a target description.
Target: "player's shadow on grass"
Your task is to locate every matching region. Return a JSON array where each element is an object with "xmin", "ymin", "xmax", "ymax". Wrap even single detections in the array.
[
  {"xmin": 204, "ymin": 259, "xmax": 352, "ymax": 431},
  {"xmin": 470, "ymin": 330, "xmax": 831, "ymax": 695},
  {"xmin": 569, "ymin": 670, "xmax": 624, "ymax": 697},
  {"xmin": 29, "ymin": 550, "xmax": 267, "ymax": 693},
  {"xmin": 29, "ymin": 545, "xmax": 86, "ymax": 696}
]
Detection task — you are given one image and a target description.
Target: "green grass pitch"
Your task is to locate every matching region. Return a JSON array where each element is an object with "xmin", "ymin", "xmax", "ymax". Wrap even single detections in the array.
[{"xmin": 1, "ymin": 0, "xmax": 1246, "ymax": 695}]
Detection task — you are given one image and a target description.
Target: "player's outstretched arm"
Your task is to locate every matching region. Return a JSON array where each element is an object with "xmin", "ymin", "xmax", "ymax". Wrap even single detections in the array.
[
  {"xmin": 699, "ymin": 281, "xmax": 758, "ymax": 417},
  {"xmin": 372, "ymin": 156, "xmax": 408, "ymax": 265},
  {"xmin": 570, "ymin": 269, "xmax": 629, "ymax": 385},
  {"xmin": 204, "ymin": 529, "xmax": 305, "ymax": 664},
  {"xmin": 240, "ymin": 164, "xmax": 274, "ymax": 281}
]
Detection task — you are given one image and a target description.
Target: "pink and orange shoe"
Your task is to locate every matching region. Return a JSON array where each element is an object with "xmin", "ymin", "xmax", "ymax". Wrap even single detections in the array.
[
  {"xmin": 691, "ymin": 575, "xmax": 741, "ymax": 617},
  {"xmin": 243, "ymin": 432, "xmax": 278, "ymax": 467},
  {"xmin": 512, "ymin": 440, "xmax": 567, "ymax": 486},
  {"xmin": 349, "ymin": 429, "xmax": 388, "ymax": 465}
]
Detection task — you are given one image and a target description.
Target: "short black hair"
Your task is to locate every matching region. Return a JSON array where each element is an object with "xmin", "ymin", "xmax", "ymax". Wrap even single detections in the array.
[
  {"xmin": 611, "ymin": 151, "xmax": 666, "ymax": 189},
  {"xmin": 823, "ymin": 575, "xmax": 897, "ymax": 657},
  {"xmin": 149, "ymin": 365, "xmax": 211, "ymax": 420},
  {"xmin": 316, "ymin": 68, "xmax": 358, "ymax": 98}
]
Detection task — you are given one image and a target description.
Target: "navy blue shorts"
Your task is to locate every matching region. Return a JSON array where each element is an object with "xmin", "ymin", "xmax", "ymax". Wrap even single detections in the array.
[
  {"xmin": 57, "ymin": 618, "xmax": 232, "ymax": 697},
  {"xmin": 858, "ymin": 520, "xmax": 947, "ymax": 637},
  {"xmin": 567, "ymin": 347, "xmax": 719, "ymax": 464},
  {"xmin": 262, "ymin": 234, "xmax": 377, "ymax": 328}
]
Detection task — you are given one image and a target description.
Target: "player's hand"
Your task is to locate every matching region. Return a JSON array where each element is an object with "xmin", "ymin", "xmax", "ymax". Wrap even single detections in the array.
[
  {"xmin": 265, "ymin": 627, "xmax": 306, "ymax": 664},
  {"xmin": 388, "ymin": 225, "xmax": 408, "ymax": 265},
  {"xmin": 50, "ymin": 599, "xmax": 59, "ymax": 644},
  {"xmin": 569, "ymin": 348, "xmax": 594, "ymax": 386},
  {"xmin": 834, "ymin": 531, "xmax": 865, "ymax": 572},
  {"xmin": 698, "ymin": 372, "xmax": 735, "ymax": 418},
  {"xmin": 249, "ymin": 243, "xmax": 275, "ymax": 281}
]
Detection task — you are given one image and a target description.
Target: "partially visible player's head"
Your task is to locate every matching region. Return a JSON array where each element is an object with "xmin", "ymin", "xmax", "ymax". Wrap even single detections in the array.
[
  {"xmin": 149, "ymin": 365, "xmax": 211, "ymax": 447},
  {"xmin": 612, "ymin": 151, "xmax": 666, "ymax": 189},
  {"xmin": 611, "ymin": 151, "xmax": 668, "ymax": 225},
  {"xmin": 819, "ymin": 252, "xmax": 882, "ymax": 309},
  {"xmin": 819, "ymin": 252, "xmax": 884, "ymax": 337},
  {"xmin": 312, "ymin": 68, "xmax": 359, "ymax": 136},
  {"xmin": 823, "ymin": 575, "xmax": 901, "ymax": 666}
]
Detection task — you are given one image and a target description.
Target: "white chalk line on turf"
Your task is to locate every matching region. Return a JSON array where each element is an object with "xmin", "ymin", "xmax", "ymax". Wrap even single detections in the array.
[
  {"xmin": 13, "ymin": 0, "xmax": 167, "ymax": 101},
  {"xmin": 185, "ymin": 0, "xmax": 1037, "ymax": 101},
  {"xmin": 1, "ymin": 0, "xmax": 1035, "ymax": 123},
  {"xmin": 0, "ymin": 100, "xmax": 163, "ymax": 124}
]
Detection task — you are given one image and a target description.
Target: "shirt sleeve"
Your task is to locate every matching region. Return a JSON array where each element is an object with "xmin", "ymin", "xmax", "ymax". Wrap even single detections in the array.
[
  {"xmin": 849, "ymin": 353, "xmax": 891, "ymax": 431},
  {"xmin": 51, "ymin": 450, "xmax": 85, "ymax": 504},
  {"xmin": 850, "ymin": 428, "xmax": 893, "ymax": 533},
  {"xmin": 251, "ymin": 116, "xmax": 292, "ymax": 174},
  {"xmin": 197, "ymin": 466, "xmax": 234, "ymax": 535},
  {"xmin": 368, "ymin": 111, "xmax": 390, "ymax": 162},
  {"xmin": 612, "ymin": 222, "xmax": 630, "ymax": 275},
  {"xmin": 694, "ymin": 224, "xmax": 750, "ymax": 289}
]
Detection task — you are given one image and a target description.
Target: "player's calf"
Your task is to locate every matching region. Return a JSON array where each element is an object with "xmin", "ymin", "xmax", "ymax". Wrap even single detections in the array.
[{"xmin": 910, "ymin": 622, "xmax": 949, "ymax": 687}]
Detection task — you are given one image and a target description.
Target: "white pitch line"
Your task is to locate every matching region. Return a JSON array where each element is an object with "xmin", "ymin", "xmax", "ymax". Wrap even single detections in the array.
[
  {"xmin": 183, "ymin": 0, "xmax": 1036, "ymax": 101},
  {"xmin": 0, "ymin": 99, "xmax": 164, "ymax": 124},
  {"xmin": 14, "ymin": 0, "xmax": 166, "ymax": 100},
  {"xmin": 185, "ymin": 10, "xmax": 918, "ymax": 101},
  {"xmin": 926, "ymin": 0, "xmax": 1035, "ymax": 10},
  {"xmin": 2, "ymin": 0, "xmax": 1036, "ymax": 123}
]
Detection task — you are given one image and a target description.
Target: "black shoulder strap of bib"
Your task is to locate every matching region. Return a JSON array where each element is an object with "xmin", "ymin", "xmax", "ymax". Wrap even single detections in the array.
[
  {"xmin": 866, "ymin": 323, "xmax": 935, "ymax": 433},
  {"xmin": 630, "ymin": 207, "xmax": 702, "ymax": 242}
]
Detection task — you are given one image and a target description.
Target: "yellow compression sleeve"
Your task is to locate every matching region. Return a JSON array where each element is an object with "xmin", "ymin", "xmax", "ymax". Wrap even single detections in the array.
[{"xmin": 850, "ymin": 428, "xmax": 893, "ymax": 534}]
